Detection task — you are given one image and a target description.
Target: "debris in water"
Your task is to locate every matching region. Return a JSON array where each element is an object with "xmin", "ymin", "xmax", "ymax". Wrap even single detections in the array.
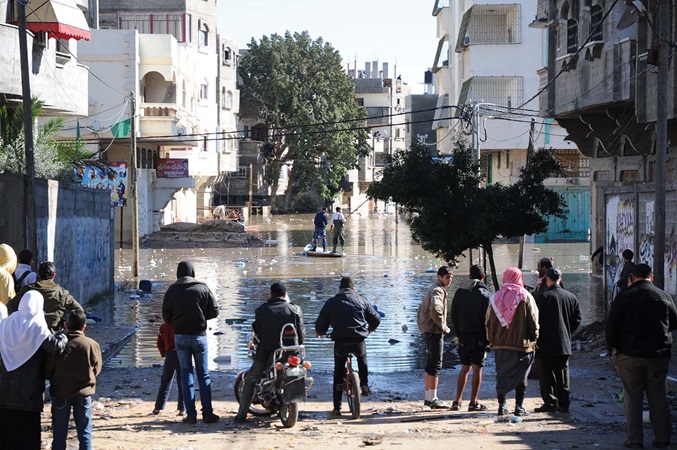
[{"xmin": 388, "ymin": 339, "xmax": 400, "ymax": 345}]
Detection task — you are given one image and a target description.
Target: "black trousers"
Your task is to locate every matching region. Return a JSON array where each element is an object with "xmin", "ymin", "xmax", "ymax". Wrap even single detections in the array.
[
  {"xmin": 537, "ymin": 355, "xmax": 570, "ymax": 408},
  {"xmin": 154, "ymin": 349, "xmax": 184, "ymax": 411},
  {"xmin": 333, "ymin": 340, "xmax": 368, "ymax": 409}
]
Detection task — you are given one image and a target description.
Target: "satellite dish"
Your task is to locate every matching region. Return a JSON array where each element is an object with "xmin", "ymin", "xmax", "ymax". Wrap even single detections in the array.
[
  {"xmin": 177, "ymin": 126, "xmax": 186, "ymax": 136},
  {"xmin": 617, "ymin": 0, "xmax": 646, "ymax": 31}
]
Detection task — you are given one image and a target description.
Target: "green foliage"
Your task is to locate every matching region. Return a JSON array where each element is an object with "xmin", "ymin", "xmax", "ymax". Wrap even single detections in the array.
[
  {"xmin": 239, "ymin": 31, "xmax": 369, "ymax": 204},
  {"xmin": 368, "ymin": 138, "xmax": 567, "ymax": 268},
  {"xmin": 0, "ymin": 100, "xmax": 112, "ymax": 181}
]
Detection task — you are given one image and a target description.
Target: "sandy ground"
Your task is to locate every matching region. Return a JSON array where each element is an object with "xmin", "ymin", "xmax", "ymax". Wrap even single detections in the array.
[{"xmin": 39, "ymin": 325, "xmax": 677, "ymax": 450}]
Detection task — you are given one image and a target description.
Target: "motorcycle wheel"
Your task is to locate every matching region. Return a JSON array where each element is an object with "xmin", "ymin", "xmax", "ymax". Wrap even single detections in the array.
[
  {"xmin": 233, "ymin": 371, "xmax": 276, "ymax": 417},
  {"xmin": 279, "ymin": 401, "xmax": 298, "ymax": 428},
  {"xmin": 346, "ymin": 371, "xmax": 361, "ymax": 419}
]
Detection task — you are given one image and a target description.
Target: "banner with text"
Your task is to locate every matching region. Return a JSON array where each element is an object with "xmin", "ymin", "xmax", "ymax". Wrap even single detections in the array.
[{"xmin": 157, "ymin": 158, "xmax": 189, "ymax": 178}]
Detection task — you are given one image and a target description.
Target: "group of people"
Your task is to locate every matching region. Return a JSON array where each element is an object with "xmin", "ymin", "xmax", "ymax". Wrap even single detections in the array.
[
  {"xmin": 0, "ymin": 243, "xmax": 101, "ymax": 450},
  {"xmin": 417, "ymin": 254, "xmax": 675, "ymax": 449},
  {"xmin": 310, "ymin": 206, "xmax": 347, "ymax": 253}
]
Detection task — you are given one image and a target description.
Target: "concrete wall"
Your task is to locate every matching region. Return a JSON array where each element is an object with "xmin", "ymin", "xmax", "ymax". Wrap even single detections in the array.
[{"xmin": 0, "ymin": 174, "xmax": 114, "ymax": 304}]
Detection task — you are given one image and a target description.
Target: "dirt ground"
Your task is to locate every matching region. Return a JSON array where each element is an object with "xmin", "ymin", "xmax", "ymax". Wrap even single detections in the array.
[{"xmin": 39, "ymin": 323, "xmax": 677, "ymax": 450}]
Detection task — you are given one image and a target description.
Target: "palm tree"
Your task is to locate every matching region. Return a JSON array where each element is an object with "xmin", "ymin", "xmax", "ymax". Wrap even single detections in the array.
[{"xmin": 0, "ymin": 99, "xmax": 113, "ymax": 181}]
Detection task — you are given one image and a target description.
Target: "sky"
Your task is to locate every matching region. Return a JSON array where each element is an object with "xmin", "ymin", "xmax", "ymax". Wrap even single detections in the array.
[{"xmin": 217, "ymin": 0, "xmax": 439, "ymax": 94}]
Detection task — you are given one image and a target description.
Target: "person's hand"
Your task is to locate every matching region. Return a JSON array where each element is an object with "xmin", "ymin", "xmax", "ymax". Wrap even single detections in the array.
[
  {"xmin": 611, "ymin": 348, "xmax": 617, "ymax": 361},
  {"xmin": 441, "ymin": 325, "xmax": 450, "ymax": 334}
]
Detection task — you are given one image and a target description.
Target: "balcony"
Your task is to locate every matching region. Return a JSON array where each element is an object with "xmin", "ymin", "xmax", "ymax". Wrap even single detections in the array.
[
  {"xmin": 432, "ymin": 0, "xmax": 450, "ymax": 17},
  {"xmin": 456, "ymin": 4, "xmax": 522, "ymax": 53},
  {"xmin": 139, "ymin": 103, "xmax": 199, "ymax": 147}
]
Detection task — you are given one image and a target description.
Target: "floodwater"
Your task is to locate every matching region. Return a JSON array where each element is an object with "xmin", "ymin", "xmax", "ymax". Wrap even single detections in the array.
[{"xmin": 99, "ymin": 213, "xmax": 602, "ymax": 373}]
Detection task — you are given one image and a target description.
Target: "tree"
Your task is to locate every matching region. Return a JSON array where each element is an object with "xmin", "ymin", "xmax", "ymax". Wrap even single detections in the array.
[
  {"xmin": 239, "ymin": 31, "xmax": 369, "ymax": 212},
  {"xmin": 0, "ymin": 100, "xmax": 110, "ymax": 181},
  {"xmin": 367, "ymin": 138, "xmax": 566, "ymax": 290}
]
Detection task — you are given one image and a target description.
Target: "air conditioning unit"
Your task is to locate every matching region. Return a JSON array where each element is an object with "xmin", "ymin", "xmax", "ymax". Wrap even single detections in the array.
[
  {"xmin": 566, "ymin": 177, "xmax": 579, "ymax": 185},
  {"xmin": 463, "ymin": 36, "xmax": 471, "ymax": 46}
]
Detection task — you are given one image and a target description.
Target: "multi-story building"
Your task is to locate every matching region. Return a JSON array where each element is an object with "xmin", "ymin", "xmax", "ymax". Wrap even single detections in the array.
[
  {"xmin": 0, "ymin": 0, "xmax": 92, "ymax": 118},
  {"xmin": 432, "ymin": 0, "xmax": 591, "ymax": 242},
  {"xmin": 346, "ymin": 61, "xmax": 409, "ymax": 212},
  {"xmin": 536, "ymin": 0, "xmax": 677, "ymax": 296},
  {"xmin": 77, "ymin": 0, "xmax": 240, "ymax": 239}
]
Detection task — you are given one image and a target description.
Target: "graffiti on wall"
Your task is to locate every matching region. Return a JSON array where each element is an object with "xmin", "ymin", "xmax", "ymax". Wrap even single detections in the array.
[
  {"xmin": 666, "ymin": 227, "xmax": 677, "ymax": 295},
  {"xmin": 639, "ymin": 200, "xmax": 655, "ymax": 267},
  {"xmin": 605, "ymin": 196, "xmax": 635, "ymax": 302}
]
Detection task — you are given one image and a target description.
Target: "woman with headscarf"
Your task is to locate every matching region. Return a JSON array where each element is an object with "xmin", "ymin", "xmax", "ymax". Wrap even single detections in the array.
[
  {"xmin": 0, "ymin": 244, "xmax": 17, "ymax": 305},
  {"xmin": 0, "ymin": 291, "xmax": 67, "ymax": 449},
  {"xmin": 486, "ymin": 267, "xmax": 540, "ymax": 417}
]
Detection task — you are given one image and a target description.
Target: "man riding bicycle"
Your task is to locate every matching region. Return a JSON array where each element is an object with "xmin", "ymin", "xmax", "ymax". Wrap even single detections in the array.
[
  {"xmin": 315, "ymin": 277, "xmax": 381, "ymax": 417},
  {"xmin": 234, "ymin": 281, "xmax": 305, "ymax": 423}
]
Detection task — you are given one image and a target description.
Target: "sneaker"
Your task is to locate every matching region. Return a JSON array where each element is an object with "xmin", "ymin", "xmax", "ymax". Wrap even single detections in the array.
[
  {"xmin": 331, "ymin": 409, "xmax": 342, "ymax": 418},
  {"xmin": 534, "ymin": 404, "xmax": 558, "ymax": 413},
  {"xmin": 182, "ymin": 415, "xmax": 197, "ymax": 425},
  {"xmin": 428, "ymin": 398, "xmax": 447, "ymax": 409},
  {"xmin": 514, "ymin": 406, "xmax": 529, "ymax": 417},
  {"xmin": 361, "ymin": 385, "xmax": 372, "ymax": 397},
  {"xmin": 177, "ymin": 410, "xmax": 187, "ymax": 417},
  {"xmin": 468, "ymin": 402, "xmax": 487, "ymax": 412},
  {"xmin": 233, "ymin": 415, "xmax": 247, "ymax": 424},
  {"xmin": 203, "ymin": 412, "xmax": 220, "ymax": 424},
  {"xmin": 151, "ymin": 409, "xmax": 161, "ymax": 415},
  {"xmin": 498, "ymin": 405, "xmax": 509, "ymax": 416},
  {"xmin": 450, "ymin": 401, "xmax": 461, "ymax": 411}
]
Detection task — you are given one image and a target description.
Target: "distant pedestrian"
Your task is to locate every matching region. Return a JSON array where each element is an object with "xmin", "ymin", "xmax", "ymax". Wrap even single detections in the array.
[
  {"xmin": 9, "ymin": 261, "xmax": 84, "ymax": 332},
  {"xmin": 417, "ymin": 266, "xmax": 453, "ymax": 409},
  {"xmin": 0, "ymin": 244, "xmax": 17, "ymax": 305},
  {"xmin": 486, "ymin": 267, "xmax": 539, "ymax": 417},
  {"xmin": 13, "ymin": 249, "xmax": 37, "ymax": 290},
  {"xmin": 152, "ymin": 323, "xmax": 185, "ymax": 416},
  {"xmin": 162, "ymin": 261, "xmax": 220, "ymax": 425},
  {"xmin": 315, "ymin": 276, "xmax": 381, "ymax": 417},
  {"xmin": 46, "ymin": 309, "xmax": 102, "ymax": 450},
  {"xmin": 450, "ymin": 264, "xmax": 490, "ymax": 412},
  {"xmin": 310, "ymin": 207, "xmax": 329, "ymax": 252},
  {"xmin": 0, "ymin": 291, "xmax": 67, "ymax": 450},
  {"xmin": 606, "ymin": 263, "xmax": 677, "ymax": 449},
  {"xmin": 616, "ymin": 249, "xmax": 636, "ymax": 292},
  {"xmin": 330, "ymin": 207, "xmax": 346, "ymax": 253},
  {"xmin": 535, "ymin": 257, "xmax": 553, "ymax": 293},
  {"xmin": 534, "ymin": 267, "xmax": 581, "ymax": 413},
  {"xmin": 212, "ymin": 204, "xmax": 226, "ymax": 220}
]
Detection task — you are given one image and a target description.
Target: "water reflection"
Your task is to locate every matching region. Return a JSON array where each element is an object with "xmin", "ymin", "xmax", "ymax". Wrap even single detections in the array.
[{"xmin": 102, "ymin": 214, "xmax": 601, "ymax": 373}]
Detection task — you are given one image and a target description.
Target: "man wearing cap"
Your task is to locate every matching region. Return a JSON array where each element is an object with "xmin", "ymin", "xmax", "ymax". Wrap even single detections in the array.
[
  {"xmin": 534, "ymin": 267, "xmax": 581, "ymax": 413},
  {"xmin": 235, "ymin": 281, "xmax": 305, "ymax": 423},
  {"xmin": 606, "ymin": 264, "xmax": 677, "ymax": 449},
  {"xmin": 310, "ymin": 207, "xmax": 329, "ymax": 252}
]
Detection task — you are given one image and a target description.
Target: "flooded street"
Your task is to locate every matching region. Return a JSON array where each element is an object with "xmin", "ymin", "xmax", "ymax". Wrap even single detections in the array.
[{"xmin": 97, "ymin": 213, "xmax": 602, "ymax": 373}]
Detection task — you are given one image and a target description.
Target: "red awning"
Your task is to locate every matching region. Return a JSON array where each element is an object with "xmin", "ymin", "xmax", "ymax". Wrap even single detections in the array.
[{"xmin": 25, "ymin": 0, "xmax": 91, "ymax": 41}]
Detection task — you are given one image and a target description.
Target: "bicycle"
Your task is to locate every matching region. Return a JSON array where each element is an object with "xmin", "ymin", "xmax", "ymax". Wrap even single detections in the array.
[{"xmin": 320, "ymin": 334, "xmax": 362, "ymax": 419}]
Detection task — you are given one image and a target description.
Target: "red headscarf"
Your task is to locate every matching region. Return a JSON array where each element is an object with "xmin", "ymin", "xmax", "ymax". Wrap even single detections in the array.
[{"xmin": 490, "ymin": 267, "xmax": 530, "ymax": 328}]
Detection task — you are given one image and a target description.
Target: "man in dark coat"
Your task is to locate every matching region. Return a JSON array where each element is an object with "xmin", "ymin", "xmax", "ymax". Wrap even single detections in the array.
[
  {"xmin": 534, "ymin": 268, "xmax": 581, "ymax": 413},
  {"xmin": 616, "ymin": 249, "xmax": 636, "ymax": 292},
  {"xmin": 450, "ymin": 265, "xmax": 490, "ymax": 412},
  {"xmin": 235, "ymin": 281, "xmax": 305, "ymax": 423},
  {"xmin": 606, "ymin": 264, "xmax": 677, "ymax": 449},
  {"xmin": 162, "ymin": 261, "xmax": 219, "ymax": 425},
  {"xmin": 315, "ymin": 276, "xmax": 381, "ymax": 417},
  {"xmin": 310, "ymin": 207, "xmax": 329, "ymax": 252}
]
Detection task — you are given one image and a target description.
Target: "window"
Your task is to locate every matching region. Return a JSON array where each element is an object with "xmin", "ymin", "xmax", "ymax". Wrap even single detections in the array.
[
  {"xmin": 590, "ymin": 5, "xmax": 604, "ymax": 41},
  {"xmin": 497, "ymin": 151, "xmax": 501, "ymax": 169},
  {"xmin": 233, "ymin": 166, "xmax": 248, "ymax": 178},
  {"xmin": 118, "ymin": 12, "xmax": 192, "ymax": 42},
  {"xmin": 355, "ymin": 98, "xmax": 364, "ymax": 106},
  {"xmin": 198, "ymin": 21, "xmax": 209, "ymax": 46},
  {"xmin": 222, "ymin": 46, "xmax": 232, "ymax": 65},
  {"xmin": 226, "ymin": 91, "xmax": 233, "ymax": 109},
  {"xmin": 560, "ymin": 1, "xmax": 579, "ymax": 54},
  {"xmin": 182, "ymin": 80, "xmax": 187, "ymax": 107},
  {"xmin": 200, "ymin": 83, "xmax": 208, "ymax": 100}
]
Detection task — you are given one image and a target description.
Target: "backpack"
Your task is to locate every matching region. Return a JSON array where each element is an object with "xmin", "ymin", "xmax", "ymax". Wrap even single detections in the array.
[{"xmin": 11, "ymin": 270, "xmax": 32, "ymax": 292}]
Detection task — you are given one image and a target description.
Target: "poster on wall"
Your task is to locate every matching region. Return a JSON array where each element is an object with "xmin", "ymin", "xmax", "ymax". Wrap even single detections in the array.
[
  {"xmin": 157, "ymin": 158, "xmax": 189, "ymax": 178},
  {"xmin": 605, "ymin": 195, "xmax": 635, "ymax": 303},
  {"xmin": 74, "ymin": 161, "xmax": 129, "ymax": 207}
]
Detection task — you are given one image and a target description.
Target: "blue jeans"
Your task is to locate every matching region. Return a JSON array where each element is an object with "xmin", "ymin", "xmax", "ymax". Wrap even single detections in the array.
[
  {"xmin": 51, "ymin": 395, "xmax": 92, "ymax": 450},
  {"xmin": 175, "ymin": 334, "xmax": 213, "ymax": 418}
]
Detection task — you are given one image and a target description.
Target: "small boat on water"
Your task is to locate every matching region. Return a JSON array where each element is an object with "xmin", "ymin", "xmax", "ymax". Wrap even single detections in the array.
[{"xmin": 302, "ymin": 244, "xmax": 346, "ymax": 258}]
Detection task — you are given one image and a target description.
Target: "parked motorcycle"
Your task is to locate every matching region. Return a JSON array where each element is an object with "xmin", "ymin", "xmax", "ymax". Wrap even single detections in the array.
[{"xmin": 234, "ymin": 323, "xmax": 313, "ymax": 428}]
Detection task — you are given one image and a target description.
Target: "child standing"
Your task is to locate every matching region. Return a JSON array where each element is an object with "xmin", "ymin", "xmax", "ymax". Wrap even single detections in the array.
[
  {"xmin": 152, "ymin": 322, "xmax": 185, "ymax": 415},
  {"xmin": 46, "ymin": 309, "xmax": 101, "ymax": 450}
]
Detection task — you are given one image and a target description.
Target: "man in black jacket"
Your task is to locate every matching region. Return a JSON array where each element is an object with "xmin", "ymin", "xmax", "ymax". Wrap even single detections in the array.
[
  {"xmin": 450, "ymin": 265, "xmax": 490, "ymax": 412},
  {"xmin": 235, "ymin": 281, "xmax": 305, "ymax": 423},
  {"xmin": 606, "ymin": 264, "xmax": 677, "ymax": 449},
  {"xmin": 162, "ymin": 261, "xmax": 219, "ymax": 425},
  {"xmin": 616, "ymin": 249, "xmax": 636, "ymax": 292},
  {"xmin": 534, "ymin": 268, "xmax": 581, "ymax": 413},
  {"xmin": 315, "ymin": 277, "xmax": 381, "ymax": 417}
]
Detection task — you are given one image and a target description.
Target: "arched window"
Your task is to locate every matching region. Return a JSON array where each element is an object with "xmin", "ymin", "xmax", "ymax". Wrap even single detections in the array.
[
  {"xmin": 590, "ymin": 4, "xmax": 604, "ymax": 41},
  {"xmin": 561, "ymin": 1, "xmax": 579, "ymax": 54},
  {"xmin": 226, "ymin": 90, "xmax": 233, "ymax": 109},
  {"xmin": 198, "ymin": 21, "xmax": 209, "ymax": 46},
  {"xmin": 223, "ymin": 46, "xmax": 232, "ymax": 65}
]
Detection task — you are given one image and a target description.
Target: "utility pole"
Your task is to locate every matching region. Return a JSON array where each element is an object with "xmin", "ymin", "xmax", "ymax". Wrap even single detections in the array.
[
  {"xmin": 130, "ymin": 92, "xmax": 139, "ymax": 278},
  {"xmin": 653, "ymin": 0, "xmax": 670, "ymax": 289},
  {"xmin": 248, "ymin": 163, "xmax": 253, "ymax": 219},
  {"xmin": 18, "ymin": 1, "xmax": 37, "ymax": 259},
  {"xmin": 518, "ymin": 119, "xmax": 537, "ymax": 269}
]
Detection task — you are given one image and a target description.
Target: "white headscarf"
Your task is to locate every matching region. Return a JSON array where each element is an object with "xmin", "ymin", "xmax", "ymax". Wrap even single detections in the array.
[{"xmin": 0, "ymin": 291, "xmax": 51, "ymax": 371}]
